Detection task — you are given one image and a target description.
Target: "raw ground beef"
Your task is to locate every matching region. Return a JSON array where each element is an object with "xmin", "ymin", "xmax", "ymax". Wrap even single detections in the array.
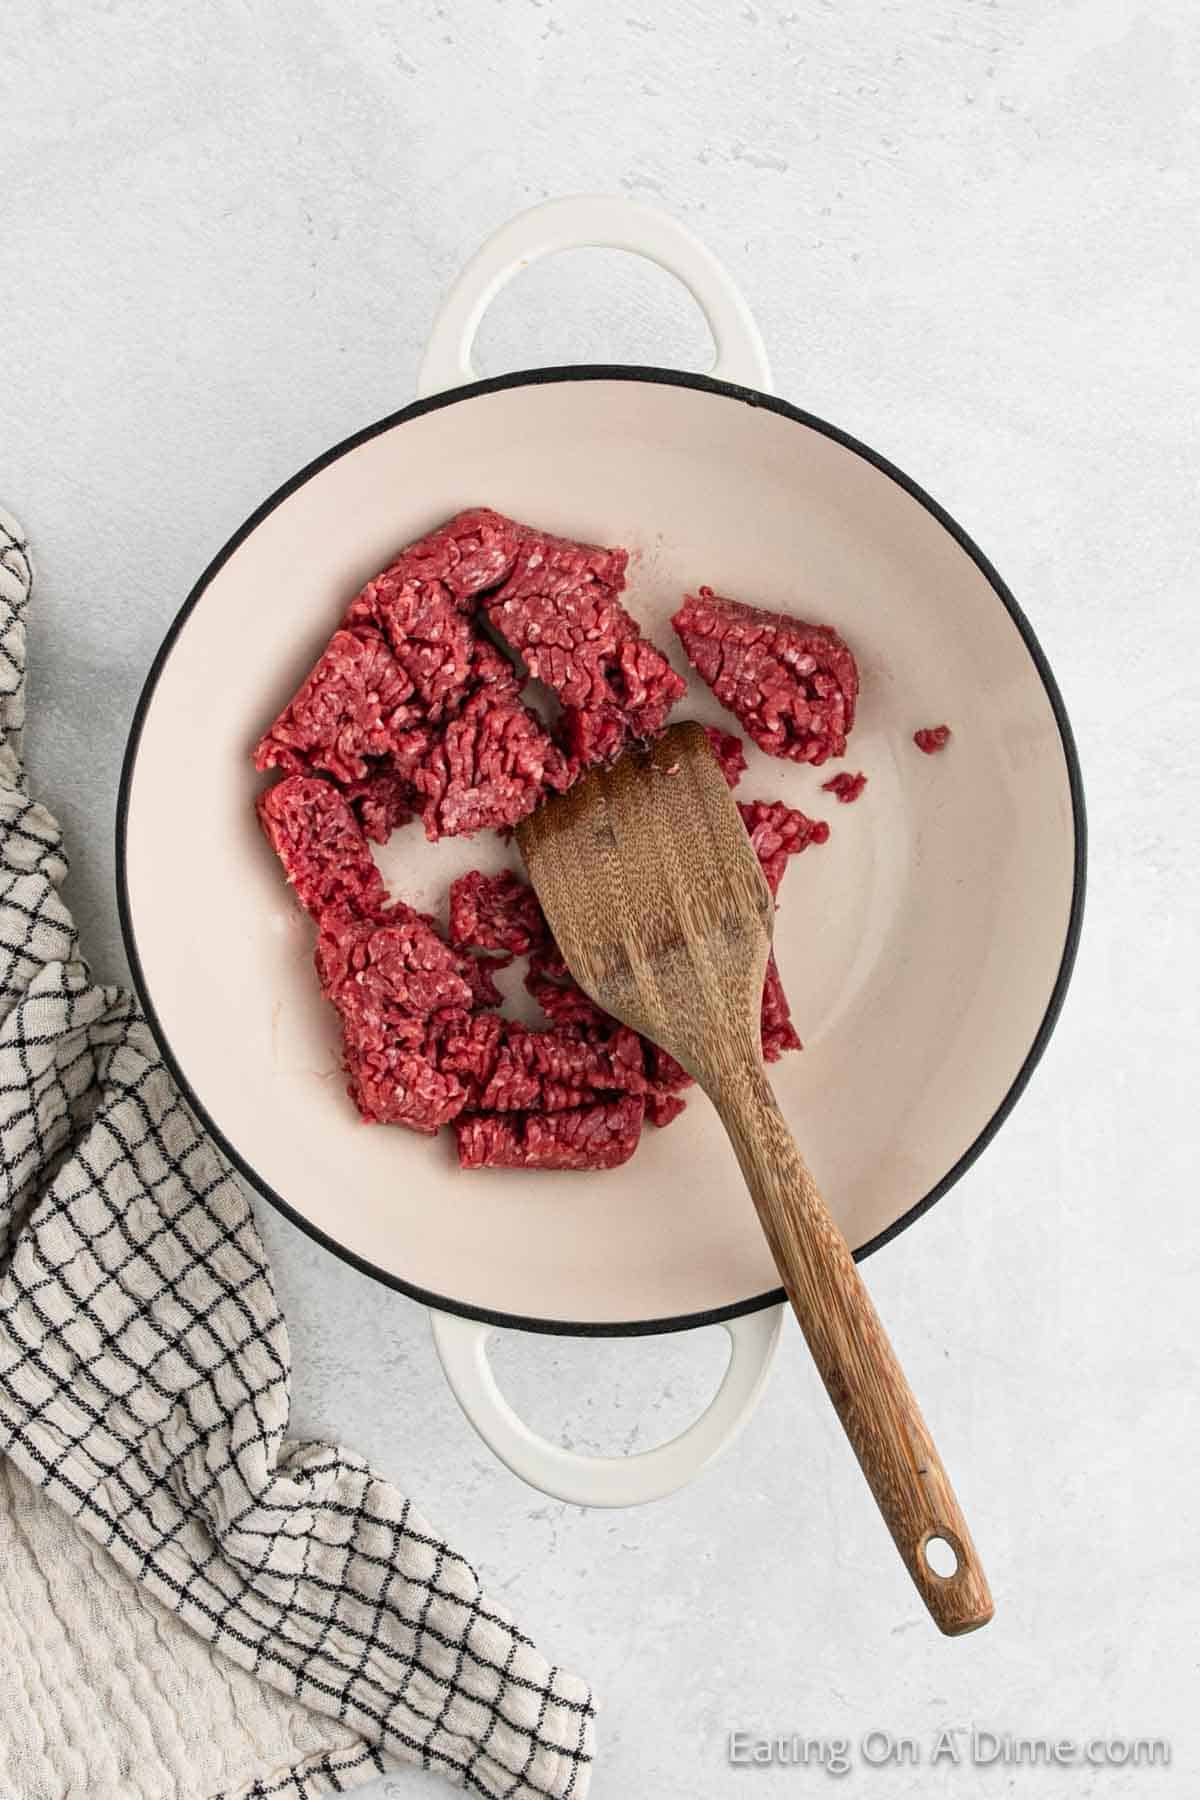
[
  {"xmin": 256, "ymin": 777, "xmax": 830, "ymax": 1155},
  {"xmin": 673, "ymin": 587, "xmax": 858, "ymax": 766},
  {"xmin": 645, "ymin": 1092, "xmax": 689, "ymax": 1129},
  {"xmin": 914, "ymin": 724, "xmax": 952, "ymax": 755},
  {"xmin": 524, "ymin": 953, "xmax": 695, "ymax": 1129},
  {"xmin": 455, "ymin": 950, "xmax": 509, "ymax": 1011},
  {"xmin": 737, "ymin": 799, "xmax": 831, "ymax": 896},
  {"xmin": 256, "ymin": 508, "xmax": 676, "ymax": 845},
  {"xmin": 410, "ymin": 676, "xmax": 572, "ymax": 841},
  {"xmin": 448, "ymin": 870, "xmax": 550, "ymax": 955},
  {"xmin": 642, "ymin": 1042, "xmax": 693, "ymax": 1127},
  {"xmin": 475, "ymin": 1021, "xmax": 647, "ymax": 1114},
  {"xmin": 316, "ymin": 906, "xmax": 475, "ymax": 1021},
  {"xmin": 254, "ymin": 627, "xmax": 417, "ymax": 785},
  {"xmin": 255, "ymin": 511, "xmax": 841, "ymax": 1170},
  {"xmin": 738, "ymin": 799, "xmax": 830, "ymax": 1058},
  {"xmin": 456, "ymin": 1097, "xmax": 645, "ymax": 1171},
  {"xmin": 257, "ymin": 775, "xmax": 387, "ymax": 921},
  {"xmin": 704, "ymin": 725, "xmax": 748, "ymax": 789},
  {"xmin": 761, "ymin": 953, "xmax": 803, "ymax": 1061},
  {"xmin": 355, "ymin": 571, "xmax": 478, "ymax": 724},
  {"xmin": 340, "ymin": 765, "xmax": 417, "ymax": 842},
  {"xmin": 822, "ymin": 770, "xmax": 868, "ymax": 804},
  {"xmin": 314, "ymin": 907, "xmax": 478, "ymax": 1133},
  {"xmin": 341, "ymin": 1038, "xmax": 468, "ymax": 1135},
  {"xmin": 345, "ymin": 507, "xmax": 525, "ymax": 621},
  {"xmin": 484, "ymin": 530, "xmax": 685, "ymax": 766},
  {"xmin": 432, "ymin": 1008, "xmax": 647, "ymax": 1115}
]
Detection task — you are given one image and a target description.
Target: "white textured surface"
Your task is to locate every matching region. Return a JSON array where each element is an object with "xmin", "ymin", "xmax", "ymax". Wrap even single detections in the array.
[{"xmin": 2, "ymin": 3, "xmax": 1197, "ymax": 1797}]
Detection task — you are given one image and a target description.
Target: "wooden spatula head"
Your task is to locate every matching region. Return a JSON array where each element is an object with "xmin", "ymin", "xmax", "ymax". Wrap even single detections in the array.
[{"xmin": 516, "ymin": 722, "xmax": 772, "ymax": 1086}]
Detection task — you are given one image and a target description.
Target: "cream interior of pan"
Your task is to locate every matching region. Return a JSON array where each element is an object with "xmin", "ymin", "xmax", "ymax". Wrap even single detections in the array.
[{"xmin": 123, "ymin": 376, "xmax": 1075, "ymax": 1327}]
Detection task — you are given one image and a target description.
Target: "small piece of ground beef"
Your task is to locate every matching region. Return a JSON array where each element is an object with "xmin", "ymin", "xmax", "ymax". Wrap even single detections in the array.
[
  {"xmin": 341, "ymin": 765, "xmax": 416, "ymax": 842},
  {"xmin": 257, "ymin": 775, "xmax": 386, "ymax": 921},
  {"xmin": 458, "ymin": 952, "xmax": 509, "ymax": 1011},
  {"xmin": 362, "ymin": 576, "xmax": 479, "ymax": 725},
  {"xmin": 646, "ymin": 1043, "xmax": 691, "ymax": 1088},
  {"xmin": 643, "ymin": 1042, "xmax": 694, "ymax": 1127},
  {"xmin": 316, "ymin": 907, "xmax": 475, "ymax": 1027},
  {"xmin": 821, "ymin": 770, "xmax": 867, "ymax": 804},
  {"xmin": 433, "ymin": 1010, "xmax": 505, "ymax": 1095},
  {"xmin": 411, "ymin": 679, "xmax": 572, "ymax": 841},
  {"xmin": 478, "ymin": 1022, "xmax": 647, "ymax": 1113},
  {"xmin": 646, "ymin": 1092, "xmax": 689, "ymax": 1128},
  {"xmin": 347, "ymin": 1041, "xmax": 469, "ymax": 1134},
  {"xmin": 673, "ymin": 588, "xmax": 858, "ymax": 766},
  {"xmin": 704, "ymin": 726, "xmax": 748, "ymax": 789},
  {"xmin": 738, "ymin": 798, "xmax": 831, "ymax": 896},
  {"xmin": 468, "ymin": 938, "xmax": 697, "ymax": 1131},
  {"xmin": 314, "ymin": 907, "xmax": 478, "ymax": 1132},
  {"xmin": 433, "ymin": 1011, "xmax": 645, "ymax": 1113},
  {"xmin": 761, "ymin": 953, "xmax": 803, "ymax": 1061},
  {"xmin": 254, "ymin": 627, "xmax": 417, "ymax": 784},
  {"xmin": 345, "ymin": 508, "xmax": 525, "ymax": 623},
  {"xmin": 914, "ymin": 724, "xmax": 952, "ymax": 755},
  {"xmin": 387, "ymin": 725, "xmax": 437, "ymax": 786},
  {"xmin": 456, "ymin": 1096, "xmax": 645, "ymax": 1171},
  {"xmin": 737, "ymin": 801, "xmax": 830, "ymax": 1058},
  {"xmin": 448, "ymin": 870, "xmax": 550, "ymax": 956},
  {"xmin": 484, "ymin": 530, "xmax": 685, "ymax": 765}
]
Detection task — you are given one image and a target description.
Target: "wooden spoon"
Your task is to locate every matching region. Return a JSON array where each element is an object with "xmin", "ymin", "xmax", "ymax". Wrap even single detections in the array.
[{"xmin": 517, "ymin": 720, "xmax": 993, "ymax": 1636}]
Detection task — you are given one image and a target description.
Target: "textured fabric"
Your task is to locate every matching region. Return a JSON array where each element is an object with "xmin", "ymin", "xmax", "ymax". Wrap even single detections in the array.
[
  {"xmin": 0, "ymin": 508, "xmax": 595, "ymax": 1800},
  {"xmin": 0, "ymin": 1456, "xmax": 374, "ymax": 1800}
]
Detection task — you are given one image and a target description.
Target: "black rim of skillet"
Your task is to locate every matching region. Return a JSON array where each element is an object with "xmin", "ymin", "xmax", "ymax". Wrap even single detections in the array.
[{"xmin": 116, "ymin": 364, "xmax": 1087, "ymax": 1339}]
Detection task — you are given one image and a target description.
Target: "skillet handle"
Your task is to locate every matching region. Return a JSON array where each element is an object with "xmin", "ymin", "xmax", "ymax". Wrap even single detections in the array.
[
  {"xmin": 429, "ymin": 1304, "xmax": 782, "ymax": 1508},
  {"xmin": 416, "ymin": 194, "xmax": 772, "ymax": 398}
]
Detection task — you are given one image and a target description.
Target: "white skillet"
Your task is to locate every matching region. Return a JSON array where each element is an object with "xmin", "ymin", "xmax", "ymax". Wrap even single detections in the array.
[{"xmin": 118, "ymin": 197, "xmax": 1084, "ymax": 1509}]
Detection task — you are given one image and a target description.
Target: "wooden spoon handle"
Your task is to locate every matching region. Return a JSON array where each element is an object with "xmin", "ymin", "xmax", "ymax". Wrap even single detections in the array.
[{"xmin": 713, "ymin": 1066, "xmax": 993, "ymax": 1636}]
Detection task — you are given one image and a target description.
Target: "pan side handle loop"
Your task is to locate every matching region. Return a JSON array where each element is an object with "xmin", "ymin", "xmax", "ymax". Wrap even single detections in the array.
[
  {"xmin": 430, "ymin": 1303, "xmax": 783, "ymax": 1508},
  {"xmin": 417, "ymin": 194, "xmax": 773, "ymax": 397}
]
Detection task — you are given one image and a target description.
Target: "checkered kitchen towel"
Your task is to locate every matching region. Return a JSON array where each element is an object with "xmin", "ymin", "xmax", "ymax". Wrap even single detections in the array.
[{"xmin": 0, "ymin": 509, "xmax": 594, "ymax": 1800}]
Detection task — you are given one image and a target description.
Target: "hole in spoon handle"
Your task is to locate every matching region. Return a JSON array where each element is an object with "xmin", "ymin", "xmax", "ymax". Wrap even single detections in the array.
[
  {"xmin": 913, "ymin": 1527, "xmax": 993, "ymax": 1636},
  {"xmin": 921, "ymin": 1531, "xmax": 960, "ymax": 1580}
]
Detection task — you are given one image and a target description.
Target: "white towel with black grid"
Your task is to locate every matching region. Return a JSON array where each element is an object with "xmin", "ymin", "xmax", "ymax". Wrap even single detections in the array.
[{"xmin": 0, "ymin": 507, "xmax": 594, "ymax": 1800}]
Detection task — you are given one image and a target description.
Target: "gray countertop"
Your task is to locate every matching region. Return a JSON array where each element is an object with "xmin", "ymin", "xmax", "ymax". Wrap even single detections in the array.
[{"xmin": 3, "ymin": 2, "xmax": 1197, "ymax": 1794}]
